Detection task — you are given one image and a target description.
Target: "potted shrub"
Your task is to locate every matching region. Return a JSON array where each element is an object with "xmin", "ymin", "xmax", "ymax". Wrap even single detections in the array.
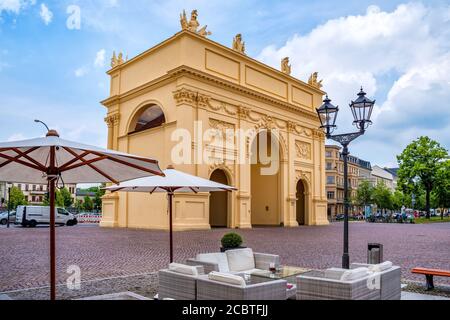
[{"xmin": 220, "ymin": 232, "xmax": 245, "ymax": 252}]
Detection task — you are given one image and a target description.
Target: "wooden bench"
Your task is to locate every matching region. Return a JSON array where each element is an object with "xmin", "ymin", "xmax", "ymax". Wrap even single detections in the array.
[{"xmin": 411, "ymin": 267, "xmax": 450, "ymax": 290}]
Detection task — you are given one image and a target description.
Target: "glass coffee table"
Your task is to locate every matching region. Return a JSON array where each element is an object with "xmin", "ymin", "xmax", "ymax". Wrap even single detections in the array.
[{"xmin": 244, "ymin": 266, "xmax": 311, "ymax": 299}]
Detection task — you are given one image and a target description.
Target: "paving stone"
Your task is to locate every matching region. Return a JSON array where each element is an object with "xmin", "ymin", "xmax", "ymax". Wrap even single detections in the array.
[{"xmin": 0, "ymin": 222, "xmax": 449, "ymax": 294}]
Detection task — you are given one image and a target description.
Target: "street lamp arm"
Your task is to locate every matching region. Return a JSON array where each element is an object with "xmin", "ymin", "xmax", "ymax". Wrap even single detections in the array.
[{"xmin": 329, "ymin": 131, "xmax": 364, "ymax": 146}]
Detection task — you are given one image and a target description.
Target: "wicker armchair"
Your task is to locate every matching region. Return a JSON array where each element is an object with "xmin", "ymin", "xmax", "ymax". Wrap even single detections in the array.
[
  {"xmin": 196, "ymin": 274, "xmax": 287, "ymax": 300},
  {"xmin": 158, "ymin": 265, "xmax": 204, "ymax": 300},
  {"xmin": 350, "ymin": 263, "xmax": 401, "ymax": 300},
  {"xmin": 296, "ymin": 270, "xmax": 380, "ymax": 300}
]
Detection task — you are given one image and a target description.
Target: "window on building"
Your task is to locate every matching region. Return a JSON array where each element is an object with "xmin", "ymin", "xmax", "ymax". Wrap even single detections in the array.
[
  {"xmin": 326, "ymin": 176, "xmax": 335, "ymax": 184},
  {"xmin": 326, "ymin": 162, "xmax": 333, "ymax": 170},
  {"xmin": 327, "ymin": 191, "xmax": 335, "ymax": 199},
  {"xmin": 325, "ymin": 151, "xmax": 332, "ymax": 158},
  {"xmin": 131, "ymin": 105, "xmax": 166, "ymax": 133}
]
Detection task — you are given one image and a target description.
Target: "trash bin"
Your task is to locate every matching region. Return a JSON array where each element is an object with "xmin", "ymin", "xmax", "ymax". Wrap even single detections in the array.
[{"xmin": 367, "ymin": 243, "xmax": 383, "ymax": 264}]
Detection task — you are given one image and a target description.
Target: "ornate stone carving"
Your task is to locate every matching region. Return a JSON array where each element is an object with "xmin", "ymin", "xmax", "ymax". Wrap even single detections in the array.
[
  {"xmin": 104, "ymin": 113, "xmax": 120, "ymax": 128},
  {"xmin": 295, "ymin": 141, "xmax": 311, "ymax": 160},
  {"xmin": 281, "ymin": 57, "xmax": 291, "ymax": 75},
  {"xmin": 237, "ymin": 105, "xmax": 250, "ymax": 119},
  {"xmin": 173, "ymin": 88, "xmax": 210, "ymax": 107},
  {"xmin": 286, "ymin": 121, "xmax": 296, "ymax": 133},
  {"xmin": 295, "ymin": 126, "xmax": 313, "ymax": 137},
  {"xmin": 180, "ymin": 9, "xmax": 211, "ymax": 37},
  {"xmin": 232, "ymin": 34, "xmax": 245, "ymax": 54},
  {"xmin": 308, "ymin": 72, "xmax": 323, "ymax": 89},
  {"xmin": 313, "ymin": 129, "xmax": 325, "ymax": 141}
]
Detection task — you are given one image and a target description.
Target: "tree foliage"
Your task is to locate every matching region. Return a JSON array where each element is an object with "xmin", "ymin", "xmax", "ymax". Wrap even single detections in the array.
[
  {"xmin": 8, "ymin": 186, "xmax": 27, "ymax": 210},
  {"xmin": 355, "ymin": 180, "xmax": 373, "ymax": 206},
  {"xmin": 397, "ymin": 136, "xmax": 448, "ymax": 218},
  {"xmin": 59, "ymin": 187, "xmax": 73, "ymax": 208},
  {"xmin": 83, "ymin": 196, "xmax": 94, "ymax": 211},
  {"xmin": 372, "ymin": 181, "xmax": 393, "ymax": 212}
]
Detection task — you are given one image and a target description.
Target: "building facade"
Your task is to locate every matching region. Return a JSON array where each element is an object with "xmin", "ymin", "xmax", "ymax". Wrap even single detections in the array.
[
  {"xmin": 371, "ymin": 165, "xmax": 395, "ymax": 191},
  {"xmin": 100, "ymin": 12, "xmax": 329, "ymax": 231},
  {"xmin": 325, "ymin": 145, "xmax": 372, "ymax": 218},
  {"xmin": 0, "ymin": 182, "xmax": 76, "ymax": 205}
]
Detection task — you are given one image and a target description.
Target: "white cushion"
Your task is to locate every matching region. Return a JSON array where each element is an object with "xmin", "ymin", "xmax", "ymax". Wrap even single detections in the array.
[
  {"xmin": 324, "ymin": 268, "xmax": 347, "ymax": 280},
  {"xmin": 340, "ymin": 267, "xmax": 370, "ymax": 281},
  {"xmin": 208, "ymin": 271, "xmax": 246, "ymax": 287},
  {"xmin": 368, "ymin": 261, "xmax": 393, "ymax": 273},
  {"xmin": 168, "ymin": 263, "xmax": 199, "ymax": 276},
  {"xmin": 196, "ymin": 253, "xmax": 230, "ymax": 272},
  {"xmin": 226, "ymin": 248, "xmax": 255, "ymax": 272}
]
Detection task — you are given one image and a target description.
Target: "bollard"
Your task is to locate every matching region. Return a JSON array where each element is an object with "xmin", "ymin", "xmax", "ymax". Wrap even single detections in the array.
[{"xmin": 367, "ymin": 243, "xmax": 383, "ymax": 264}]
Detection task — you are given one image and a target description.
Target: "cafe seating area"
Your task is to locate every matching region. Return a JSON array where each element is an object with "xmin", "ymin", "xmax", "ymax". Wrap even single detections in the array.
[{"xmin": 157, "ymin": 248, "xmax": 402, "ymax": 300}]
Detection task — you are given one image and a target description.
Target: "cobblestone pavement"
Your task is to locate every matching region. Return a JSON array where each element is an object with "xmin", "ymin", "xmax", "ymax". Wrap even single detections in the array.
[{"xmin": 0, "ymin": 222, "xmax": 449, "ymax": 294}]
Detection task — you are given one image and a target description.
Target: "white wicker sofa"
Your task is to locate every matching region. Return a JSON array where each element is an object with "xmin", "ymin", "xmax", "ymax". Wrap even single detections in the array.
[
  {"xmin": 186, "ymin": 248, "xmax": 280, "ymax": 274},
  {"xmin": 296, "ymin": 261, "xmax": 400, "ymax": 300},
  {"xmin": 196, "ymin": 272, "xmax": 287, "ymax": 300}
]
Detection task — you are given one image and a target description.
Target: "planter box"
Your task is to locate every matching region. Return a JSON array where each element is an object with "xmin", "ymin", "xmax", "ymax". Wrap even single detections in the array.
[{"xmin": 220, "ymin": 246, "xmax": 247, "ymax": 252}]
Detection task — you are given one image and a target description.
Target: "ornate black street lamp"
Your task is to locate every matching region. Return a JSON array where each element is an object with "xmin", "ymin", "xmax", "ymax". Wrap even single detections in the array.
[{"xmin": 316, "ymin": 88, "xmax": 375, "ymax": 269}]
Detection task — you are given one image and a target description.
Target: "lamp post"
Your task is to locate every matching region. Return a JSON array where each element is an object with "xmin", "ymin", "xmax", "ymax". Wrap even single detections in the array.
[
  {"xmin": 7, "ymin": 183, "xmax": 11, "ymax": 228},
  {"xmin": 316, "ymin": 88, "xmax": 375, "ymax": 269}
]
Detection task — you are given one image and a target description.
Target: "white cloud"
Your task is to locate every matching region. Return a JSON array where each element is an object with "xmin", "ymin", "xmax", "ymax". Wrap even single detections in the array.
[
  {"xmin": 94, "ymin": 49, "xmax": 106, "ymax": 67},
  {"xmin": 74, "ymin": 66, "xmax": 89, "ymax": 77},
  {"xmin": 257, "ymin": 2, "xmax": 450, "ymax": 166},
  {"xmin": 39, "ymin": 3, "xmax": 52, "ymax": 25},
  {"xmin": 0, "ymin": 0, "xmax": 35, "ymax": 15},
  {"xmin": 7, "ymin": 133, "xmax": 26, "ymax": 141}
]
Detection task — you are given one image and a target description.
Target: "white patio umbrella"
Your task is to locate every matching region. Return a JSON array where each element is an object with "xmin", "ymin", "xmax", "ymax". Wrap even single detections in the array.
[
  {"xmin": 0, "ymin": 124, "xmax": 164, "ymax": 300},
  {"xmin": 105, "ymin": 165, "xmax": 237, "ymax": 263}
]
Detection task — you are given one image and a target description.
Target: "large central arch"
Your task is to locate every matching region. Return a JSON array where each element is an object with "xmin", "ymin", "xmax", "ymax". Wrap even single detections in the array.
[{"xmin": 250, "ymin": 130, "xmax": 283, "ymax": 226}]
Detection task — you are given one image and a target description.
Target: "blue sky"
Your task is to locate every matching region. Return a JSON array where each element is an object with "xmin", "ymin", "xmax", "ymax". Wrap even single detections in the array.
[{"xmin": 0, "ymin": 0, "xmax": 449, "ymax": 168}]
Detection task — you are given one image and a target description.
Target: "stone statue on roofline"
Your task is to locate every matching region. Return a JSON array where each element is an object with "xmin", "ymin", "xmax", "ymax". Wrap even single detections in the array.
[
  {"xmin": 180, "ymin": 9, "xmax": 212, "ymax": 37},
  {"xmin": 281, "ymin": 57, "xmax": 291, "ymax": 75},
  {"xmin": 111, "ymin": 51, "xmax": 126, "ymax": 68},
  {"xmin": 308, "ymin": 72, "xmax": 323, "ymax": 88},
  {"xmin": 232, "ymin": 34, "xmax": 245, "ymax": 54}
]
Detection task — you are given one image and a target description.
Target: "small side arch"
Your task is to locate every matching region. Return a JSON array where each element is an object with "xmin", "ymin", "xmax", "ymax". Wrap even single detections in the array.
[{"xmin": 127, "ymin": 100, "xmax": 167, "ymax": 134}]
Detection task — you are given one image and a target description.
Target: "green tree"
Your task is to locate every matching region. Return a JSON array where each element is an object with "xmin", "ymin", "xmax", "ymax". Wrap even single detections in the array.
[
  {"xmin": 59, "ymin": 187, "xmax": 73, "ymax": 208},
  {"xmin": 93, "ymin": 185, "xmax": 105, "ymax": 210},
  {"xmin": 8, "ymin": 186, "xmax": 27, "ymax": 210},
  {"xmin": 74, "ymin": 199, "xmax": 83, "ymax": 211},
  {"xmin": 433, "ymin": 160, "xmax": 450, "ymax": 219},
  {"xmin": 355, "ymin": 180, "xmax": 373, "ymax": 207},
  {"xmin": 373, "ymin": 182, "xmax": 392, "ymax": 214},
  {"xmin": 397, "ymin": 136, "xmax": 449, "ymax": 218},
  {"xmin": 44, "ymin": 189, "xmax": 64, "ymax": 207},
  {"xmin": 83, "ymin": 196, "xmax": 94, "ymax": 211},
  {"xmin": 391, "ymin": 190, "xmax": 405, "ymax": 211}
]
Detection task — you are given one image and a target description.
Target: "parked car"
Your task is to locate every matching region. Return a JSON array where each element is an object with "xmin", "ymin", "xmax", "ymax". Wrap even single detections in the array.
[
  {"xmin": 0, "ymin": 210, "xmax": 16, "ymax": 225},
  {"xmin": 15, "ymin": 205, "xmax": 77, "ymax": 227},
  {"xmin": 335, "ymin": 214, "xmax": 344, "ymax": 221}
]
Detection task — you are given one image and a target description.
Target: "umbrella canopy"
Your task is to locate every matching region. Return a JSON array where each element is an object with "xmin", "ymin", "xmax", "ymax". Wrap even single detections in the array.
[
  {"xmin": 0, "ymin": 129, "xmax": 164, "ymax": 300},
  {"xmin": 105, "ymin": 166, "xmax": 237, "ymax": 193},
  {"xmin": 105, "ymin": 166, "xmax": 237, "ymax": 263},
  {"xmin": 0, "ymin": 132, "xmax": 162, "ymax": 184}
]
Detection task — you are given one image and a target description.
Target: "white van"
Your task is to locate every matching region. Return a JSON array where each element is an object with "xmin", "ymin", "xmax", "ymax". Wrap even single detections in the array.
[{"xmin": 15, "ymin": 206, "xmax": 78, "ymax": 227}]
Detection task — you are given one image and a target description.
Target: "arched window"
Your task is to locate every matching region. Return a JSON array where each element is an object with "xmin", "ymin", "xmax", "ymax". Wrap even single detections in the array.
[{"xmin": 130, "ymin": 104, "xmax": 166, "ymax": 133}]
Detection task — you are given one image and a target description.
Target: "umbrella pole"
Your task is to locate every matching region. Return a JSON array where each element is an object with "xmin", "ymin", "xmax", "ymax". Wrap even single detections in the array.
[
  {"xmin": 49, "ymin": 146, "xmax": 56, "ymax": 300},
  {"xmin": 168, "ymin": 191, "xmax": 173, "ymax": 263}
]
